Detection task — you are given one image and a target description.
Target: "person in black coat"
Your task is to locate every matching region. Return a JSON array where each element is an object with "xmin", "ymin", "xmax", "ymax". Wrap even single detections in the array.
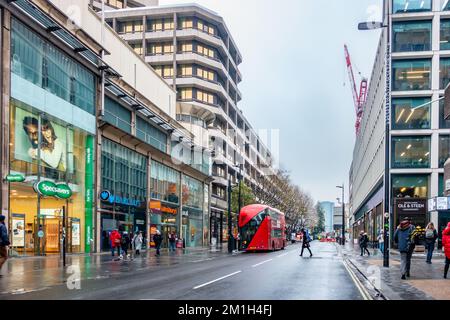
[
  {"xmin": 153, "ymin": 230, "xmax": 163, "ymax": 256},
  {"xmin": 359, "ymin": 232, "xmax": 370, "ymax": 256},
  {"xmin": 300, "ymin": 228, "xmax": 313, "ymax": 258}
]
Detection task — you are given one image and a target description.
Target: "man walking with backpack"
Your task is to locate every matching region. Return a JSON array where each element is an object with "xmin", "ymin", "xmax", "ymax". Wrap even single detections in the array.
[
  {"xmin": 394, "ymin": 217, "xmax": 416, "ymax": 280},
  {"xmin": 0, "ymin": 215, "xmax": 10, "ymax": 277},
  {"xmin": 300, "ymin": 228, "xmax": 313, "ymax": 258}
]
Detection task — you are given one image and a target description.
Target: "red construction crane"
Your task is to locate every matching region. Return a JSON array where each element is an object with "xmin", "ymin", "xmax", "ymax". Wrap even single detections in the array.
[{"xmin": 344, "ymin": 44, "xmax": 368, "ymax": 135}]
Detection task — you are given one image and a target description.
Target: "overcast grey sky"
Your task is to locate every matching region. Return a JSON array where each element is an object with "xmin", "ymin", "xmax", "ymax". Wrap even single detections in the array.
[{"xmin": 160, "ymin": 0, "xmax": 382, "ymax": 205}]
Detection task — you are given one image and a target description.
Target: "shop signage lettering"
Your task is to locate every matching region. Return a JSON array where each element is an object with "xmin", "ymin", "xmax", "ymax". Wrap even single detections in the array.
[
  {"xmin": 5, "ymin": 174, "xmax": 25, "ymax": 183},
  {"xmin": 161, "ymin": 206, "xmax": 177, "ymax": 215},
  {"xmin": 395, "ymin": 199, "xmax": 427, "ymax": 215},
  {"xmin": 100, "ymin": 190, "xmax": 141, "ymax": 207},
  {"xmin": 34, "ymin": 181, "xmax": 72, "ymax": 199}
]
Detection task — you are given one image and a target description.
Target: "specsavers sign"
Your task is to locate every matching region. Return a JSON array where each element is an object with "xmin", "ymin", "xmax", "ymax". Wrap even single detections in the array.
[{"xmin": 33, "ymin": 180, "xmax": 72, "ymax": 199}]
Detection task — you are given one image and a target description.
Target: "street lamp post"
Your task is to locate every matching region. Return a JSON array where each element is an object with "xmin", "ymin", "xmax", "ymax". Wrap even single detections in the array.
[
  {"xmin": 336, "ymin": 185, "xmax": 345, "ymax": 245},
  {"xmin": 358, "ymin": 0, "xmax": 390, "ymax": 268},
  {"xmin": 227, "ymin": 178, "xmax": 233, "ymax": 254}
]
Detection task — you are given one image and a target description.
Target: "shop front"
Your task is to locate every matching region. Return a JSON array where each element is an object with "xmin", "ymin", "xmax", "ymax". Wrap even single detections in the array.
[
  {"xmin": 182, "ymin": 174, "xmax": 204, "ymax": 248},
  {"xmin": 394, "ymin": 198, "xmax": 428, "ymax": 230},
  {"xmin": 100, "ymin": 138, "xmax": 148, "ymax": 251},
  {"xmin": 150, "ymin": 161, "xmax": 180, "ymax": 248},
  {"xmin": 7, "ymin": 18, "xmax": 96, "ymax": 256}
]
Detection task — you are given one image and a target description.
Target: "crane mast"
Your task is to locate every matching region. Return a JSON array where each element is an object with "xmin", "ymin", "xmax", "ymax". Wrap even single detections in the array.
[{"xmin": 344, "ymin": 44, "xmax": 368, "ymax": 135}]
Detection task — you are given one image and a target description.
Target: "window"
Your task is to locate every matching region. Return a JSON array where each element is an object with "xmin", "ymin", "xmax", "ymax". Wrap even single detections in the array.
[
  {"xmin": 393, "ymin": 0, "xmax": 432, "ymax": 13},
  {"xmin": 178, "ymin": 65, "xmax": 193, "ymax": 77},
  {"xmin": 11, "ymin": 19, "xmax": 95, "ymax": 114},
  {"xmin": 151, "ymin": 161, "xmax": 180, "ymax": 204},
  {"xmin": 441, "ymin": 0, "xmax": 450, "ymax": 11},
  {"xmin": 106, "ymin": 0, "xmax": 124, "ymax": 9},
  {"xmin": 136, "ymin": 117, "xmax": 168, "ymax": 153},
  {"xmin": 392, "ymin": 136, "xmax": 431, "ymax": 168},
  {"xmin": 439, "ymin": 135, "xmax": 450, "ymax": 168},
  {"xmin": 195, "ymin": 89, "xmax": 216, "ymax": 105},
  {"xmin": 440, "ymin": 99, "xmax": 450, "ymax": 128},
  {"xmin": 148, "ymin": 42, "xmax": 172, "ymax": 55},
  {"xmin": 441, "ymin": 58, "xmax": 450, "ymax": 89},
  {"xmin": 179, "ymin": 18, "xmax": 193, "ymax": 29},
  {"xmin": 118, "ymin": 20, "xmax": 142, "ymax": 34},
  {"xmin": 131, "ymin": 42, "xmax": 143, "ymax": 55},
  {"xmin": 148, "ymin": 19, "xmax": 163, "ymax": 32},
  {"xmin": 393, "ymin": 21, "xmax": 431, "ymax": 52},
  {"xmin": 392, "ymin": 59, "xmax": 431, "ymax": 91},
  {"xmin": 212, "ymin": 184, "xmax": 225, "ymax": 199},
  {"xmin": 196, "ymin": 66, "xmax": 216, "ymax": 82},
  {"xmin": 392, "ymin": 98, "xmax": 430, "ymax": 129},
  {"xmin": 179, "ymin": 88, "xmax": 193, "ymax": 100},
  {"xmin": 104, "ymin": 97, "xmax": 132, "ymax": 133},
  {"xmin": 197, "ymin": 43, "xmax": 215, "ymax": 59},
  {"xmin": 442, "ymin": 20, "xmax": 450, "ymax": 50},
  {"xmin": 164, "ymin": 19, "xmax": 174, "ymax": 31},
  {"xmin": 179, "ymin": 42, "xmax": 193, "ymax": 53},
  {"xmin": 392, "ymin": 174, "xmax": 429, "ymax": 199},
  {"xmin": 439, "ymin": 174, "xmax": 445, "ymax": 197}
]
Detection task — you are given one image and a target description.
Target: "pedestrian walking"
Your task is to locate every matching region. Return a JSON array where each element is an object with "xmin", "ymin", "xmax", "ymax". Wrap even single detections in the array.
[
  {"xmin": 120, "ymin": 231, "xmax": 131, "ymax": 260},
  {"xmin": 359, "ymin": 231, "xmax": 370, "ymax": 256},
  {"xmin": 109, "ymin": 229, "xmax": 121, "ymax": 258},
  {"xmin": 153, "ymin": 229, "xmax": 163, "ymax": 256},
  {"xmin": 133, "ymin": 231, "xmax": 143, "ymax": 255},
  {"xmin": 443, "ymin": 222, "xmax": 450, "ymax": 279},
  {"xmin": 0, "ymin": 215, "xmax": 10, "ymax": 277},
  {"xmin": 377, "ymin": 229, "xmax": 384, "ymax": 256},
  {"xmin": 168, "ymin": 231, "xmax": 177, "ymax": 252},
  {"xmin": 394, "ymin": 217, "xmax": 416, "ymax": 280},
  {"xmin": 425, "ymin": 222, "xmax": 438, "ymax": 264},
  {"xmin": 299, "ymin": 228, "xmax": 313, "ymax": 257}
]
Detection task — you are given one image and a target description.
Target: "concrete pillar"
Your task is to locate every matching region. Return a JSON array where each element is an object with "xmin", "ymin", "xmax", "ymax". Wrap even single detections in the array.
[
  {"xmin": 142, "ymin": 15, "xmax": 146, "ymax": 59},
  {"xmin": 112, "ymin": 18, "xmax": 117, "ymax": 33},
  {"xmin": 179, "ymin": 172, "xmax": 183, "ymax": 245},
  {"xmin": 131, "ymin": 109, "xmax": 137, "ymax": 136},
  {"xmin": 1, "ymin": 9, "xmax": 11, "ymax": 224},
  {"xmin": 172, "ymin": 12, "xmax": 177, "ymax": 91}
]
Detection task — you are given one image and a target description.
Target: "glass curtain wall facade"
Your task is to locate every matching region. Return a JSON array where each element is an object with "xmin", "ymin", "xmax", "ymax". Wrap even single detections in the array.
[
  {"xmin": 182, "ymin": 175, "xmax": 204, "ymax": 247},
  {"xmin": 150, "ymin": 161, "xmax": 180, "ymax": 248},
  {"xmin": 8, "ymin": 19, "xmax": 96, "ymax": 255},
  {"xmin": 100, "ymin": 139, "xmax": 147, "ymax": 251}
]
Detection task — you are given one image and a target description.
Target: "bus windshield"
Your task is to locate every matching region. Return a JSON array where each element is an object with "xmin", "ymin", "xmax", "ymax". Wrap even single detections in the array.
[{"xmin": 240, "ymin": 209, "xmax": 267, "ymax": 249}]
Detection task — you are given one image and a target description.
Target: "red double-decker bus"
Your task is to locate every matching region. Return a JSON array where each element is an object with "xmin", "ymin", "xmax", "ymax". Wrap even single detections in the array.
[{"xmin": 239, "ymin": 204, "xmax": 287, "ymax": 252}]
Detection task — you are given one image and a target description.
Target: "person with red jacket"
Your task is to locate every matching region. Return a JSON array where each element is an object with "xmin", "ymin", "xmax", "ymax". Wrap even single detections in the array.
[
  {"xmin": 443, "ymin": 222, "xmax": 450, "ymax": 279},
  {"xmin": 109, "ymin": 229, "xmax": 121, "ymax": 258}
]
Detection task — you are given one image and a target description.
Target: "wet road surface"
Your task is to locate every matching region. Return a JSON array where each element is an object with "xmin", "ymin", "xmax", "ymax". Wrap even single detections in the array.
[{"xmin": 0, "ymin": 242, "xmax": 364, "ymax": 300}]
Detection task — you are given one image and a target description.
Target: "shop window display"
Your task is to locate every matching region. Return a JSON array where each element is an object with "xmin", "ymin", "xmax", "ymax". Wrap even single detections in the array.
[{"xmin": 9, "ymin": 99, "xmax": 94, "ymax": 255}]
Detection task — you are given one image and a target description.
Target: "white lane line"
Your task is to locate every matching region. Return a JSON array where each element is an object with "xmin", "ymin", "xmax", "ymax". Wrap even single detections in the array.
[
  {"xmin": 193, "ymin": 271, "xmax": 242, "ymax": 290},
  {"xmin": 252, "ymin": 259, "xmax": 273, "ymax": 268},
  {"xmin": 276, "ymin": 252, "xmax": 289, "ymax": 258},
  {"xmin": 342, "ymin": 259, "xmax": 372, "ymax": 301}
]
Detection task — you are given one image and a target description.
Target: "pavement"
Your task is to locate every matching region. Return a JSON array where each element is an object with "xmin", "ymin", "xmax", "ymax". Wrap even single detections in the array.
[
  {"xmin": 340, "ymin": 242, "xmax": 450, "ymax": 300},
  {"xmin": 0, "ymin": 241, "xmax": 366, "ymax": 300}
]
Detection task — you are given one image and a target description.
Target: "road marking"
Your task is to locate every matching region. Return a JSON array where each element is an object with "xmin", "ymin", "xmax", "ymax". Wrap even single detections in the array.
[
  {"xmin": 193, "ymin": 271, "xmax": 242, "ymax": 290},
  {"xmin": 276, "ymin": 252, "xmax": 289, "ymax": 258},
  {"xmin": 342, "ymin": 259, "xmax": 372, "ymax": 300},
  {"xmin": 252, "ymin": 259, "xmax": 273, "ymax": 268},
  {"xmin": 191, "ymin": 258, "xmax": 215, "ymax": 263}
]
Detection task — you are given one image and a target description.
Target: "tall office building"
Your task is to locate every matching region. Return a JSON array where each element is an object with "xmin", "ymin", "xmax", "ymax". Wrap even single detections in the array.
[
  {"xmin": 319, "ymin": 201, "xmax": 334, "ymax": 234},
  {"xmin": 101, "ymin": 1, "xmax": 277, "ymax": 246},
  {"xmin": 349, "ymin": 0, "xmax": 450, "ymax": 246}
]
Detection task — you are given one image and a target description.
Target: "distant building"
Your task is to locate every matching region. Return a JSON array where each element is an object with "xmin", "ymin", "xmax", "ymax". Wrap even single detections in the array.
[{"xmin": 319, "ymin": 201, "xmax": 334, "ymax": 234}]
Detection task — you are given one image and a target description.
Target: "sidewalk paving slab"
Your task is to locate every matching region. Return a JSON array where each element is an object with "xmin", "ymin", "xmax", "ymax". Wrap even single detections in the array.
[{"xmin": 339, "ymin": 243, "xmax": 449, "ymax": 300}]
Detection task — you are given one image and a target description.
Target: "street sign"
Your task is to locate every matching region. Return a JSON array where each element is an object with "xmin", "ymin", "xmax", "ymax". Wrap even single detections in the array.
[
  {"xmin": 437, "ymin": 197, "xmax": 449, "ymax": 210},
  {"xmin": 5, "ymin": 174, "xmax": 25, "ymax": 183},
  {"xmin": 37, "ymin": 230, "xmax": 44, "ymax": 238}
]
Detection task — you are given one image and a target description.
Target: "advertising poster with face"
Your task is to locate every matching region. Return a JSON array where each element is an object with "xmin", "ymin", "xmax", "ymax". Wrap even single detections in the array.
[
  {"xmin": 72, "ymin": 220, "xmax": 80, "ymax": 246},
  {"xmin": 14, "ymin": 106, "xmax": 74, "ymax": 175},
  {"xmin": 12, "ymin": 214, "xmax": 25, "ymax": 247}
]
